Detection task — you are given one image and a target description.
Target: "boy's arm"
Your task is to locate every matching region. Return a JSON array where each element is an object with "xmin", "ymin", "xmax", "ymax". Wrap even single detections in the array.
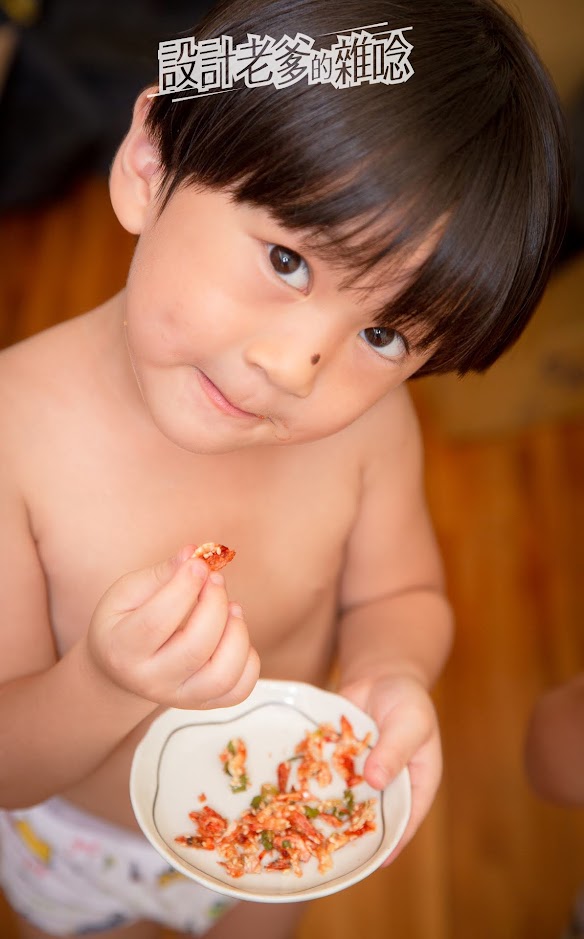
[
  {"xmin": 336, "ymin": 388, "xmax": 453, "ymax": 848},
  {"xmin": 0, "ymin": 470, "xmax": 159, "ymax": 807},
  {"xmin": 338, "ymin": 388, "xmax": 452, "ymax": 694},
  {"xmin": 525, "ymin": 674, "xmax": 584, "ymax": 806}
]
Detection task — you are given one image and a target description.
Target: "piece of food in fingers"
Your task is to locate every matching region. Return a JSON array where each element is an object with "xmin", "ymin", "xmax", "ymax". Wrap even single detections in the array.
[{"xmin": 192, "ymin": 543, "xmax": 235, "ymax": 571}]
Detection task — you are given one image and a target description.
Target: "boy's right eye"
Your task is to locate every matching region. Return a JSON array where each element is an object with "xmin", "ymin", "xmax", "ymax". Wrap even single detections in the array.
[
  {"xmin": 267, "ymin": 244, "xmax": 311, "ymax": 293},
  {"xmin": 359, "ymin": 326, "xmax": 407, "ymax": 359}
]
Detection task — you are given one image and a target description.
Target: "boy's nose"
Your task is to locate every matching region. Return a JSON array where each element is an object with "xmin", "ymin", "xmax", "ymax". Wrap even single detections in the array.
[{"xmin": 243, "ymin": 332, "xmax": 326, "ymax": 398}]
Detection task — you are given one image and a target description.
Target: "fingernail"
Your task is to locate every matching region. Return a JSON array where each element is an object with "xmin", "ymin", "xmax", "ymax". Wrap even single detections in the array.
[
  {"xmin": 370, "ymin": 766, "xmax": 389, "ymax": 789},
  {"xmin": 230, "ymin": 602, "xmax": 243, "ymax": 618},
  {"xmin": 210, "ymin": 572, "xmax": 224, "ymax": 586},
  {"xmin": 177, "ymin": 545, "xmax": 194, "ymax": 563}
]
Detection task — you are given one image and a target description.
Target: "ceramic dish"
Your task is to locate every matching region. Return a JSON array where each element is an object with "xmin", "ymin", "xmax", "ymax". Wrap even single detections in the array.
[{"xmin": 130, "ymin": 679, "xmax": 411, "ymax": 902}]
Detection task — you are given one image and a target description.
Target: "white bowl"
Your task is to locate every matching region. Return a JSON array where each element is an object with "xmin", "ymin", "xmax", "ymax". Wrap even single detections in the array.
[{"xmin": 130, "ymin": 679, "xmax": 411, "ymax": 903}]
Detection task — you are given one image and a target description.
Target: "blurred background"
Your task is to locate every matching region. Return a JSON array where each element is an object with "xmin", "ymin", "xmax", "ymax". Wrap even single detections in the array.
[{"xmin": 0, "ymin": 1, "xmax": 582, "ymax": 937}]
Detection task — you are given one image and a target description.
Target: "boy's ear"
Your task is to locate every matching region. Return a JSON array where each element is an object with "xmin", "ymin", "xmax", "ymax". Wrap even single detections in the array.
[{"xmin": 109, "ymin": 87, "xmax": 164, "ymax": 235}]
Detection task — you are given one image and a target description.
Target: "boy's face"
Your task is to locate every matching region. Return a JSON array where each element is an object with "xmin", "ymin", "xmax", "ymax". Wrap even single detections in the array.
[
  {"xmin": 113, "ymin": 104, "xmax": 433, "ymax": 454},
  {"xmin": 122, "ymin": 185, "xmax": 433, "ymax": 454}
]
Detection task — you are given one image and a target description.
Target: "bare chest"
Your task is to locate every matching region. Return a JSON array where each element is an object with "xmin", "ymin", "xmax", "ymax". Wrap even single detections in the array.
[{"xmin": 31, "ymin": 420, "xmax": 359, "ymax": 675}]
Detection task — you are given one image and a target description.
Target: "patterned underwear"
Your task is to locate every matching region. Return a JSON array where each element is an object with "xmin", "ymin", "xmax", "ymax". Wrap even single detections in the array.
[{"xmin": 0, "ymin": 797, "xmax": 236, "ymax": 935}]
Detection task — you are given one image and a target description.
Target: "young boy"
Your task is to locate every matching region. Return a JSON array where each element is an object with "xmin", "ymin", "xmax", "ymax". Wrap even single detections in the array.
[{"xmin": 0, "ymin": 0, "xmax": 568, "ymax": 937}]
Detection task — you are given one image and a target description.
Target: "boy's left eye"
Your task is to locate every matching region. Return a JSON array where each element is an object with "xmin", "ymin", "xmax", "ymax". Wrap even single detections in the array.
[
  {"xmin": 359, "ymin": 326, "xmax": 407, "ymax": 359},
  {"xmin": 268, "ymin": 244, "xmax": 311, "ymax": 292}
]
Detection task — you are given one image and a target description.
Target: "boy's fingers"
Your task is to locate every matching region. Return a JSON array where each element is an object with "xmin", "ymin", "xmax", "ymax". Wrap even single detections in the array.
[
  {"xmin": 361, "ymin": 703, "xmax": 443, "ymax": 868},
  {"xmin": 177, "ymin": 612, "xmax": 256, "ymax": 707},
  {"xmin": 107, "ymin": 546, "xmax": 198, "ymax": 616},
  {"xmin": 379, "ymin": 732, "xmax": 443, "ymax": 867},
  {"xmin": 154, "ymin": 572, "xmax": 231, "ymax": 676},
  {"xmin": 115, "ymin": 557, "xmax": 210, "ymax": 656},
  {"xmin": 363, "ymin": 706, "xmax": 432, "ymax": 790},
  {"xmin": 206, "ymin": 646, "xmax": 261, "ymax": 710}
]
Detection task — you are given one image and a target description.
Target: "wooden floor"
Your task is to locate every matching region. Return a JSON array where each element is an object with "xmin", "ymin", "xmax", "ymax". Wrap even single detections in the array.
[{"xmin": 0, "ymin": 175, "xmax": 583, "ymax": 939}]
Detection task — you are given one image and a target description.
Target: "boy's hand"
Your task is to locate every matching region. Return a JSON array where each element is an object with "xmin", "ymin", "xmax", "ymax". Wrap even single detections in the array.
[
  {"xmin": 340, "ymin": 674, "xmax": 442, "ymax": 864},
  {"xmin": 86, "ymin": 545, "xmax": 260, "ymax": 710}
]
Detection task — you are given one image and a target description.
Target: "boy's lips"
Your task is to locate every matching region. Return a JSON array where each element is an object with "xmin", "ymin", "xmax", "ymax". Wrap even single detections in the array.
[{"xmin": 195, "ymin": 369, "xmax": 264, "ymax": 420}]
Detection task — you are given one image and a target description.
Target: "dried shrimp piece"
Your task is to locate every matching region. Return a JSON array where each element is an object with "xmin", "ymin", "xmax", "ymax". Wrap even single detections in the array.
[
  {"xmin": 219, "ymin": 738, "xmax": 250, "ymax": 793},
  {"xmin": 191, "ymin": 542, "xmax": 235, "ymax": 571},
  {"xmin": 294, "ymin": 725, "xmax": 336, "ymax": 789},
  {"xmin": 175, "ymin": 805, "xmax": 228, "ymax": 851},
  {"xmin": 331, "ymin": 714, "xmax": 372, "ymax": 787}
]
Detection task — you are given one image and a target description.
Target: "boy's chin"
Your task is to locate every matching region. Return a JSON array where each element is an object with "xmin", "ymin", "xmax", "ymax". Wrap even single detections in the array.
[
  {"xmin": 144, "ymin": 395, "xmax": 354, "ymax": 452},
  {"xmin": 147, "ymin": 411, "xmax": 278, "ymax": 455}
]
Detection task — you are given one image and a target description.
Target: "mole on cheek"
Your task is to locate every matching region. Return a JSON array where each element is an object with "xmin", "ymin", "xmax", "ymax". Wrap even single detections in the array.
[{"xmin": 311, "ymin": 353, "xmax": 321, "ymax": 365}]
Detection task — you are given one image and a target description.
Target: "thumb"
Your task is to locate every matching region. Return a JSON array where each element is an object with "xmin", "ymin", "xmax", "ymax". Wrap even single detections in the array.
[{"xmin": 108, "ymin": 545, "xmax": 201, "ymax": 616}]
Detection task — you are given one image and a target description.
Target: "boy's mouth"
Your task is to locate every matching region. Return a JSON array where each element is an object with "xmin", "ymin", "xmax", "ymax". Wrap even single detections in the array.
[{"xmin": 195, "ymin": 369, "xmax": 264, "ymax": 421}]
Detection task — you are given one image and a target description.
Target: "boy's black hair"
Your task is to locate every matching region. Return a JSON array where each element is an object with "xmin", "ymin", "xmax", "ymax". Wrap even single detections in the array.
[{"xmin": 144, "ymin": 0, "xmax": 569, "ymax": 376}]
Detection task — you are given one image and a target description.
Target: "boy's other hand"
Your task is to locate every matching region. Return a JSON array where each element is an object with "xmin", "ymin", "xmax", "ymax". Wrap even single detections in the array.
[
  {"xmin": 86, "ymin": 546, "xmax": 260, "ymax": 710},
  {"xmin": 340, "ymin": 674, "xmax": 442, "ymax": 865}
]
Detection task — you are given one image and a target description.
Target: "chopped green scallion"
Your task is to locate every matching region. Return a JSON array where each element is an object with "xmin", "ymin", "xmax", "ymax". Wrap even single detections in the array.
[
  {"xmin": 344, "ymin": 789, "xmax": 355, "ymax": 813},
  {"xmin": 260, "ymin": 830, "xmax": 274, "ymax": 851}
]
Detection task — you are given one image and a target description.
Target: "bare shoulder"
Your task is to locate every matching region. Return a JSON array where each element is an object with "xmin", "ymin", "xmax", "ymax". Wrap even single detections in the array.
[
  {"xmin": 0, "ymin": 307, "xmax": 108, "ymax": 545},
  {"xmin": 0, "ymin": 306, "xmax": 110, "ymax": 464},
  {"xmin": 341, "ymin": 380, "xmax": 423, "ymax": 474},
  {"xmin": 0, "ymin": 313, "xmax": 89, "ymax": 411}
]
